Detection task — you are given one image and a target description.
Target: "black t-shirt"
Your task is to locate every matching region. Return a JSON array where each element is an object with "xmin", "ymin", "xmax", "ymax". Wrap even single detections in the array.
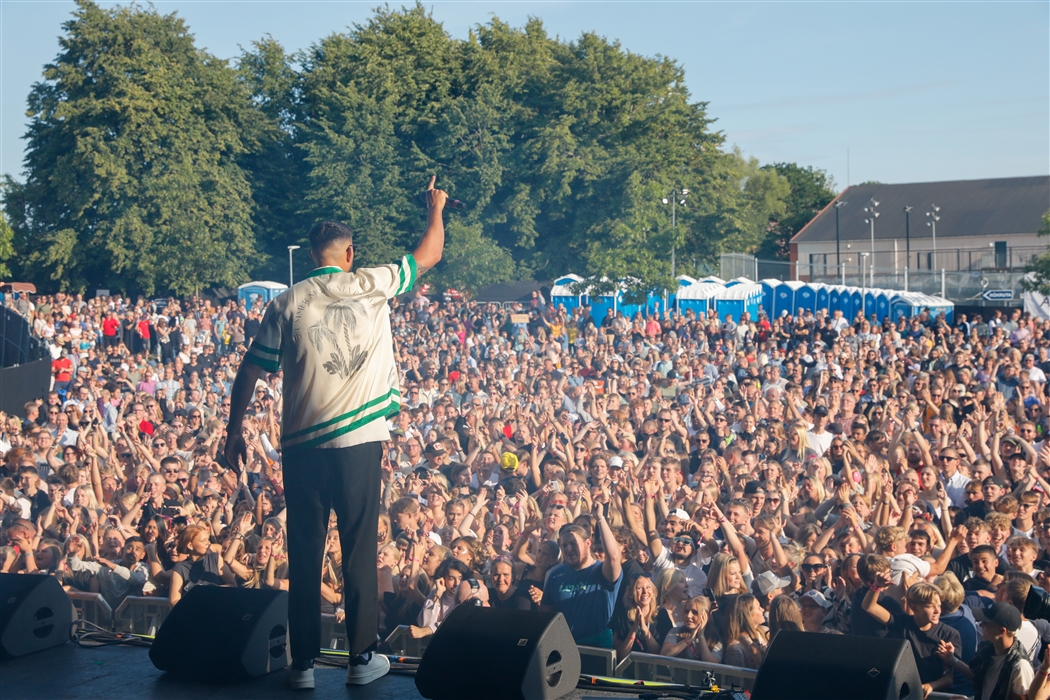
[
  {"xmin": 608, "ymin": 606, "xmax": 674, "ymax": 651},
  {"xmin": 887, "ymin": 613, "xmax": 961, "ymax": 683},
  {"xmin": 488, "ymin": 584, "xmax": 535, "ymax": 611},
  {"xmin": 946, "ymin": 552, "xmax": 1009, "ymax": 583},
  {"xmin": 850, "ymin": 588, "xmax": 905, "ymax": 638},
  {"xmin": 172, "ymin": 551, "xmax": 223, "ymax": 591}
]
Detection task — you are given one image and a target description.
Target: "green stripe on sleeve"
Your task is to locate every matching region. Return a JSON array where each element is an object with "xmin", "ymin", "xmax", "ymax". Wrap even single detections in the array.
[
  {"xmin": 397, "ymin": 260, "xmax": 407, "ymax": 295},
  {"xmin": 406, "ymin": 254, "xmax": 418, "ymax": 291},
  {"xmin": 250, "ymin": 340, "xmax": 280, "ymax": 355}
]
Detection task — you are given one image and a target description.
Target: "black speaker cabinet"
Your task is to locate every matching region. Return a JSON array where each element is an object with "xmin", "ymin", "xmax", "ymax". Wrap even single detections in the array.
[
  {"xmin": 149, "ymin": 586, "xmax": 288, "ymax": 681},
  {"xmin": 415, "ymin": 606, "xmax": 580, "ymax": 700},
  {"xmin": 752, "ymin": 630, "xmax": 923, "ymax": 700},
  {"xmin": 0, "ymin": 573, "xmax": 75, "ymax": 658}
]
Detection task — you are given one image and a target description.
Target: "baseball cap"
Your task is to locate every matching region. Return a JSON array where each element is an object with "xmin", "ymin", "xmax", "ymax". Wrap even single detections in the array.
[
  {"xmin": 668, "ymin": 509, "xmax": 690, "ymax": 521},
  {"xmin": 608, "ymin": 455, "xmax": 624, "ymax": 469},
  {"xmin": 799, "ymin": 590, "xmax": 832, "ymax": 609},
  {"xmin": 676, "ymin": 394, "xmax": 692, "ymax": 406},
  {"xmin": 424, "ymin": 442, "xmax": 447, "ymax": 456},
  {"xmin": 425, "ymin": 531, "xmax": 443, "ymax": 546},
  {"xmin": 813, "ymin": 405, "xmax": 829, "ymax": 417},
  {"xmin": 754, "ymin": 571, "xmax": 791, "ymax": 597},
  {"xmin": 973, "ymin": 601, "xmax": 1021, "ymax": 632},
  {"xmin": 500, "ymin": 452, "xmax": 519, "ymax": 473},
  {"xmin": 743, "ymin": 481, "xmax": 766, "ymax": 496}
]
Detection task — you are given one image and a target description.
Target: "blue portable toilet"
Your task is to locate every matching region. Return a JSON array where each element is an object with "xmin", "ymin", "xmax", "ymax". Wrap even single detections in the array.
[
  {"xmin": 815, "ymin": 283, "xmax": 831, "ymax": 315},
  {"xmin": 792, "ymin": 281, "xmax": 817, "ymax": 315},
  {"xmin": 677, "ymin": 282, "xmax": 724, "ymax": 316},
  {"xmin": 850, "ymin": 288, "xmax": 864, "ymax": 319},
  {"xmin": 829, "ymin": 286, "xmax": 843, "ymax": 316},
  {"xmin": 715, "ymin": 283, "xmax": 762, "ymax": 322},
  {"xmin": 875, "ymin": 290, "xmax": 891, "ymax": 321},
  {"xmin": 835, "ymin": 286, "xmax": 854, "ymax": 320},
  {"xmin": 588, "ymin": 280, "xmax": 619, "ymax": 326},
  {"xmin": 725, "ymin": 276, "xmax": 754, "ymax": 288},
  {"xmin": 697, "ymin": 275, "xmax": 725, "ymax": 285},
  {"xmin": 864, "ymin": 289, "xmax": 879, "ymax": 320},
  {"xmin": 773, "ymin": 282, "xmax": 795, "ymax": 318},
  {"xmin": 238, "ymin": 281, "xmax": 288, "ymax": 308},
  {"xmin": 761, "ymin": 279, "xmax": 781, "ymax": 317},
  {"xmin": 892, "ymin": 292, "xmax": 954, "ymax": 324},
  {"xmin": 551, "ymin": 274, "xmax": 585, "ymax": 312}
]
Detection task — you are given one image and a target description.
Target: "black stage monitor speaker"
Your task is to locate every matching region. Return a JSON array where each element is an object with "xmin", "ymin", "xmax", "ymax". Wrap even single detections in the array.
[
  {"xmin": 752, "ymin": 630, "xmax": 922, "ymax": 700},
  {"xmin": 415, "ymin": 606, "xmax": 580, "ymax": 700},
  {"xmin": 149, "ymin": 586, "xmax": 288, "ymax": 681},
  {"xmin": 0, "ymin": 573, "xmax": 75, "ymax": 658}
]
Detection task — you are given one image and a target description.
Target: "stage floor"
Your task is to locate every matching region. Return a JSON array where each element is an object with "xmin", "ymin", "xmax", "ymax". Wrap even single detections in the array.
[{"xmin": 0, "ymin": 643, "xmax": 625, "ymax": 699}]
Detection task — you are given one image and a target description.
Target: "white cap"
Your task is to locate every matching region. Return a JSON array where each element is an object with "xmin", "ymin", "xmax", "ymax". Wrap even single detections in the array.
[
  {"xmin": 426, "ymin": 531, "xmax": 443, "ymax": 546},
  {"xmin": 799, "ymin": 589, "xmax": 832, "ymax": 609},
  {"xmin": 608, "ymin": 455, "xmax": 624, "ymax": 468},
  {"xmin": 669, "ymin": 509, "xmax": 690, "ymax": 521}
]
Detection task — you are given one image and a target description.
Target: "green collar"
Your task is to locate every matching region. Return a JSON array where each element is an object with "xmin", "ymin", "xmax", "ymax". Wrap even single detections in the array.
[{"xmin": 305, "ymin": 266, "xmax": 344, "ymax": 279}]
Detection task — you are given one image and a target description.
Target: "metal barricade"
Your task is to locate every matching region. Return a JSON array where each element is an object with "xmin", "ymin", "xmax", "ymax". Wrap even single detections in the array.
[
  {"xmin": 617, "ymin": 652, "xmax": 758, "ymax": 691},
  {"xmin": 67, "ymin": 591, "xmax": 113, "ymax": 630},
  {"xmin": 113, "ymin": 596, "xmax": 171, "ymax": 637},
  {"xmin": 320, "ymin": 613, "xmax": 348, "ymax": 650},
  {"xmin": 383, "ymin": 624, "xmax": 431, "ymax": 657},
  {"xmin": 578, "ymin": 645, "xmax": 617, "ymax": 676}
]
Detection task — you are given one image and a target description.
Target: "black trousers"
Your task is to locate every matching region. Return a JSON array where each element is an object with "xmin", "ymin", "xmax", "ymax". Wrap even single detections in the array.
[{"xmin": 283, "ymin": 441, "xmax": 381, "ymax": 662}]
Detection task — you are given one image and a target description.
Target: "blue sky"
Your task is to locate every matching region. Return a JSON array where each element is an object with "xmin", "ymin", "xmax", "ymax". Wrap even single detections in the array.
[{"xmin": 2, "ymin": 1, "xmax": 1047, "ymax": 191}]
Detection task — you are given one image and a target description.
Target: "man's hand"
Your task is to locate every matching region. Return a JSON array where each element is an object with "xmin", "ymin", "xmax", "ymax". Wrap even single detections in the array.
[
  {"xmin": 224, "ymin": 430, "xmax": 247, "ymax": 471},
  {"xmin": 424, "ymin": 175, "xmax": 448, "ymax": 213}
]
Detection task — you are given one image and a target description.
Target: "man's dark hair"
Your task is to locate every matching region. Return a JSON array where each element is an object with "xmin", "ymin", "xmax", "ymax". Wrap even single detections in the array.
[
  {"xmin": 308, "ymin": 221, "xmax": 353, "ymax": 253},
  {"xmin": 969, "ymin": 544, "xmax": 997, "ymax": 559}
]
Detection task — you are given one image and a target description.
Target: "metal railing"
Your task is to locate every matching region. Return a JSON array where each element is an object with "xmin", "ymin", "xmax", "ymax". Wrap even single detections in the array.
[
  {"xmin": 113, "ymin": 596, "xmax": 171, "ymax": 637},
  {"xmin": 67, "ymin": 591, "xmax": 113, "ymax": 630},
  {"xmin": 617, "ymin": 651, "xmax": 758, "ymax": 691}
]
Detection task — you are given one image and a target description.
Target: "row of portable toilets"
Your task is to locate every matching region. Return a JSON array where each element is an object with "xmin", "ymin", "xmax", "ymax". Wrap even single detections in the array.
[{"xmin": 550, "ymin": 275, "xmax": 954, "ymax": 325}]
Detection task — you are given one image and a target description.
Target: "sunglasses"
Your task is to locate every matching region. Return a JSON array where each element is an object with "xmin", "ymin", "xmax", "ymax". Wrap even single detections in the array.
[
  {"xmin": 801, "ymin": 563, "xmax": 826, "ymax": 572},
  {"xmin": 672, "ymin": 537, "xmax": 694, "ymax": 546}
]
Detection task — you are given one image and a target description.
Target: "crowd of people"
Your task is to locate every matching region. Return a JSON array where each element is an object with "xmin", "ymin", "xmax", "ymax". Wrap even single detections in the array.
[{"xmin": 3, "ymin": 284, "xmax": 1050, "ymax": 699}]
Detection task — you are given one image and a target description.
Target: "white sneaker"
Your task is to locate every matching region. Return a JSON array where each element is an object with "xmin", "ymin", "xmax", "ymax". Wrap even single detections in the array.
[
  {"xmin": 286, "ymin": 666, "xmax": 315, "ymax": 690},
  {"xmin": 345, "ymin": 653, "xmax": 390, "ymax": 686}
]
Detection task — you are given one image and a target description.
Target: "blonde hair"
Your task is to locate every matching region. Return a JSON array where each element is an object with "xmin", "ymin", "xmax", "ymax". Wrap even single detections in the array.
[
  {"xmin": 708, "ymin": 553, "xmax": 748, "ymax": 598},
  {"xmin": 905, "ymin": 582, "xmax": 942, "ymax": 608},
  {"xmin": 623, "ymin": 575, "xmax": 659, "ymax": 625},
  {"xmin": 933, "ymin": 572, "xmax": 964, "ymax": 614},
  {"xmin": 656, "ymin": 568, "xmax": 686, "ymax": 607}
]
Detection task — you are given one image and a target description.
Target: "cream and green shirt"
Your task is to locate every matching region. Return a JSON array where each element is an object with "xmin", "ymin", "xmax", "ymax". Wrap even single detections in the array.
[{"xmin": 243, "ymin": 255, "xmax": 417, "ymax": 453}]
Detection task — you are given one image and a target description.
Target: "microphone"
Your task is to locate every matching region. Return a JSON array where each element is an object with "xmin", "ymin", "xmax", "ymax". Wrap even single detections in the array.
[{"xmin": 419, "ymin": 192, "xmax": 468, "ymax": 210}]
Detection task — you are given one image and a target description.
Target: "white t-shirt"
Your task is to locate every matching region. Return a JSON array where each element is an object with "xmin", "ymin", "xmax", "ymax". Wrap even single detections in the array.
[
  {"xmin": 1018, "ymin": 619, "xmax": 1040, "ymax": 662},
  {"xmin": 651, "ymin": 548, "xmax": 708, "ymax": 598},
  {"xmin": 245, "ymin": 256, "xmax": 418, "ymax": 452},
  {"xmin": 889, "ymin": 553, "xmax": 931, "ymax": 583},
  {"xmin": 807, "ymin": 430, "xmax": 833, "ymax": 457}
]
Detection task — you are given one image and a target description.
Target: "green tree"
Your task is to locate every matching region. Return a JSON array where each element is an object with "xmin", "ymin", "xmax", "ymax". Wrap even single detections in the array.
[
  {"xmin": 1021, "ymin": 210, "xmax": 1050, "ymax": 295},
  {"xmin": 431, "ymin": 219, "xmax": 517, "ymax": 294},
  {"xmin": 237, "ymin": 36, "xmax": 311, "ymax": 282},
  {"xmin": 5, "ymin": 0, "xmax": 256, "ymax": 295},
  {"xmin": 0, "ymin": 198, "xmax": 14, "ymax": 279},
  {"xmin": 755, "ymin": 162, "xmax": 837, "ymax": 259}
]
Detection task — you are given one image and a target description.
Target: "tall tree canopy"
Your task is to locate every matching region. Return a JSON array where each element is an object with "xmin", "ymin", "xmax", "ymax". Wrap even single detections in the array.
[
  {"xmin": 6, "ymin": 0, "xmax": 256, "ymax": 295},
  {"xmin": 8, "ymin": 2, "xmax": 820, "ymax": 295}
]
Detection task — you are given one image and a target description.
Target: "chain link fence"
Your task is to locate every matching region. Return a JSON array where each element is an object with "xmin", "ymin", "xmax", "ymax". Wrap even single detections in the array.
[{"xmin": 721, "ymin": 253, "xmax": 1031, "ymax": 305}]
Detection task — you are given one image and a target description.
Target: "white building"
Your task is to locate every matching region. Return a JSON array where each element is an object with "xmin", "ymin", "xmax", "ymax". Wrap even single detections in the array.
[{"xmin": 790, "ymin": 176, "xmax": 1049, "ymax": 280}]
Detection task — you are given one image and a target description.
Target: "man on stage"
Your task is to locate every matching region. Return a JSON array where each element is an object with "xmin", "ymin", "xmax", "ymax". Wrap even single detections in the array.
[{"xmin": 225, "ymin": 177, "xmax": 447, "ymax": 689}]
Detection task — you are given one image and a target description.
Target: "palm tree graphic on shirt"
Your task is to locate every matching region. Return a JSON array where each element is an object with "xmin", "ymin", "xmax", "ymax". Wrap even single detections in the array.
[{"xmin": 306, "ymin": 297, "xmax": 369, "ymax": 379}]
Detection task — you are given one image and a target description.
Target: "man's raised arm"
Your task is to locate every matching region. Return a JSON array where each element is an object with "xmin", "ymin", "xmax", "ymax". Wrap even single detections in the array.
[{"xmin": 414, "ymin": 175, "xmax": 448, "ymax": 275}]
